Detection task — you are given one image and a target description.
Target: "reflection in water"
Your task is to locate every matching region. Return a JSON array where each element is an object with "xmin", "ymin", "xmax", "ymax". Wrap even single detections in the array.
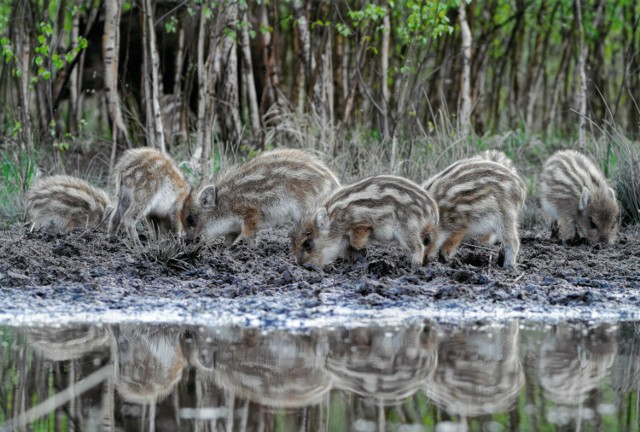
[
  {"xmin": 326, "ymin": 323, "xmax": 437, "ymax": 404},
  {"xmin": 538, "ymin": 323, "xmax": 617, "ymax": 426},
  {"xmin": 113, "ymin": 325, "xmax": 187, "ymax": 405},
  {"xmin": 186, "ymin": 327, "xmax": 331, "ymax": 409},
  {"xmin": 426, "ymin": 321, "xmax": 524, "ymax": 418},
  {"xmin": 0, "ymin": 321, "xmax": 638, "ymax": 431},
  {"xmin": 27, "ymin": 325, "xmax": 111, "ymax": 360}
]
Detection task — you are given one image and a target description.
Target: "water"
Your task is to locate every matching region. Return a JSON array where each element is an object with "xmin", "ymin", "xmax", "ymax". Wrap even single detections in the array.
[{"xmin": 0, "ymin": 320, "xmax": 638, "ymax": 431}]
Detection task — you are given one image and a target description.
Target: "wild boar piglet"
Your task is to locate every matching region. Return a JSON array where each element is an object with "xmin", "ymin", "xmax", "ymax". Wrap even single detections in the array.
[
  {"xmin": 26, "ymin": 175, "xmax": 112, "ymax": 232},
  {"xmin": 539, "ymin": 150, "xmax": 619, "ymax": 245},
  {"xmin": 422, "ymin": 158, "xmax": 526, "ymax": 268},
  {"xmin": 291, "ymin": 175, "xmax": 439, "ymax": 268},
  {"xmin": 109, "ymin": 148, "xmax": 191, "ymax": 245},
  {"xmin": 183, "ymin": 148, "xmax": 340, "ymax": 245},
  {"xmin": 473, "ymin": 149, "xmax": 517, "ymax": 173}
]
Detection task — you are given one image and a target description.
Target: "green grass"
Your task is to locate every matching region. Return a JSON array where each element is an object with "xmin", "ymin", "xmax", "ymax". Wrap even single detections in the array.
[{"xmin": 0, "ymin": 151, "xmax": 37, "ymax": 222}]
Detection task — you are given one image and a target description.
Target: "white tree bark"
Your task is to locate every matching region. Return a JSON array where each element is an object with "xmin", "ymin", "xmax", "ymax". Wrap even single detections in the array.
[
  {"xmin": 217, "ymin": 2, "xmax": 241, "ymax": 150},
  {"xmin": 239, "ymin": 4, "xmax": 261, "ymax": 136},
  {"xmin": 103, "ymin": 0, "xmax": 130, "ymax": 177},
  {"xmin": 575, "ymin": 0, "xmax": 588, "ymax": 150},
  {"xmin": 197, "ymin": 8, "xmax": 211, "ymax": 184},
  {"xmin": 458, "ymin": 1, "xmax": 473, "ymax": 139},
  {"xmin": 143, "ymin": 0, "xmax": 166, "ymax": 152},
  {"xmin": 381, "ymin": 11, "xmax": 391, "ymax": 142},
  {"xmin": 293, "ymin": 1, "xmax": 310, "ymax": 114}
]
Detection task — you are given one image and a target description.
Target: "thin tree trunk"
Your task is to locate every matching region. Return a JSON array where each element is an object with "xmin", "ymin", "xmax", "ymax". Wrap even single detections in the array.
[
  {"xmin": 380, "ymin": 11, "xmax": 391, "ymax": 141},
  {"xmin": 239, "ymin": 3, "xmax": 261, "ymax": 137},
  {"xmin": 167, "ymin": 26, "xmax": 185, "ymax": 148},
  {"xmin": 458, "ymin": 0, "xmax": 473, "ymax": 138},
  {"xmin": 294, "ymin": 0, "xmax": 319, "ymax": 115},
  {"xmin": 526, "ymin": 1, "xmax": 559, "ymax": 132},
  {"xmin": 143, "ymin": 0, "xmax": 166, "ymax": 152},
  {"xmin": 259, "ymin": 1, "xmax": 279, "ymax": 114},
  {"xmin": 546, "ymin": 33, "xmax": 572, "ymax": 135},
  {"xmin": 68, "ymin": 9, "xmax": 80, "ymax": 134},
  {"xmin": 575, "ymin": 0, "xmax": 588, "ymax": 150},
  {"xmin": 217, "ymin": 2, "xmax": 241, "ymax": 152},
  {"xmin": 103, "ymin": 0, "xmax": 130, "ymax": 179},
  {"xmin": 613, "ymin": 8, "xmax": 639, "ymax": 120},
  {"xmin": 292, "ymin": 2, "xmax": 307, "ymax": 114},
  {"xmin": 141, "ymin": 3, "xmax": 155, "ymax": 149},
  {"xmin": 197, "ymin": 8, "xmax": 211, "ymax": 185},
  {"xmin": 343, "ymin": 30, "xmax": 369, "ymax": 124},
  {"xmin": 15, "ymin": 16, "xmax": 33, "ymax": 146},
  {"xmin": 13, "ymin": 1, "xmax": 33, "ymax": 193}
]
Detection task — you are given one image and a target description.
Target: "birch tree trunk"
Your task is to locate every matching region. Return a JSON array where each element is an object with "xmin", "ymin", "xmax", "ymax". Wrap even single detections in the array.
[
  {"xmin": 380, "ymin": 11, "xmax": 391, "ymax": 141},
  {"xmin": 575, "ymin": 0, "xmax": 588, "ymax": 150},
  {"xmin": 217, "ymin": 2, "xmax": 241, "ymax": 152},
  {"xmin": 103, "ymin": 0, "xmax": 131, "ymax": 177},
  {"xmin": 197, "ymin": 8, "xmax": 212, "ymax": 184},
  {"xmin": 68, "ymin": 9, "xmax": 80, "ymax": 134},
  {"xmin": 293, "ymin": 0, "xmax": 310, "ymax": 114},
  {"xmin": 141, "ymin": 4, "xmax": 155, "ymax": 149},
  {"xmin": 13, "ymin": 0, "xmax": 33, "ymax": 193},
  {"xmin": 259, "ymin": 1, "xmax": 280, "ymax": 113},
  {"xmin": 239, "ymin": 3, "xmax": 261, "ymax": 137},
  {"xmin": 458, "ymin": 0, "xmax": 473, "ymax": 139},
  {"xmin": 143, "ymin": 0, "xmax": 166, "ymax": 152}
]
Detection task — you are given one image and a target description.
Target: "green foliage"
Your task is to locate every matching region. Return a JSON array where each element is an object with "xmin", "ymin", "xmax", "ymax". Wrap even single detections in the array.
[
  {"xmin": 392, "ymin": 0, "xmax": 455, "ymax": 45},
  {"xmin": 32, "ymin": 19, "xmax": 88, "ymax": 84},
  {"xmin": 0, "ymin": 150, "xmax": 37, "ymax": 218}
]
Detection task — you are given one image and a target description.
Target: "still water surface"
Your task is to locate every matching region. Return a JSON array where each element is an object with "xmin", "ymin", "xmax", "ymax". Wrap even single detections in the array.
[{"xmin": 0, "ymin": 320, "xmax": 638, "ymax": 431}]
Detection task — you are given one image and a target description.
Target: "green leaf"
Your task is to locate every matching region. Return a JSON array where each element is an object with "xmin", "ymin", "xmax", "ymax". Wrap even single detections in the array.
[{"xmin": 223, "ymin": 27, "xmax": 237, "ymax": 42}]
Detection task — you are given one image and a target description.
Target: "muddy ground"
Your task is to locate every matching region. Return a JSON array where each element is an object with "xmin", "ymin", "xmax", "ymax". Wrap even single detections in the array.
[{"xmin": 0, "ymin": 224, "xmax": 639, "ymax": 328}]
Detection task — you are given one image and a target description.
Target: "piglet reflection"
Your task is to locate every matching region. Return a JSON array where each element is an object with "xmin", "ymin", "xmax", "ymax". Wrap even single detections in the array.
[
  {"xmin": 425, "ymin": 321, "xmax": 524, "ymax": 418},
  {"xmin": 183, "ymin": 327, "xmax": 331, "ymax": 409},
  {"xmin": 325, "ymin": 322, "xmax": 437, "ymax": 405},
  {"xmin": 26, "ymin": 324, "xmax": 111, "ymax": 360},
  {"xmin": 538, "ymin": 323, "xmax": 617, "ymax": 426},
  {"xmin": 111, "ymin": 324, "xmax": 187, "ymax": 405}
]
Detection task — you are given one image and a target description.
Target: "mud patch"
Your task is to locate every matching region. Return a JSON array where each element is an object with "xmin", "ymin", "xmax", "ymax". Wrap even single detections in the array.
[{"xmin": 1, "ymin": 224, "xmax": 639, "ymax": 327}]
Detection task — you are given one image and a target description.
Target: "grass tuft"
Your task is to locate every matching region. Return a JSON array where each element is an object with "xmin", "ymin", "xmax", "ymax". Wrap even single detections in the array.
[
  {"xmin": 131, "ymin": 234, "xmax": 207, "ymax": 271},
  {"xmin": 609, "ymin": 129, "xmax": 640, "ymax": 225},
  {"xmin": 0, "ymin": 151, "xmax": 38, "ymax": 221}
]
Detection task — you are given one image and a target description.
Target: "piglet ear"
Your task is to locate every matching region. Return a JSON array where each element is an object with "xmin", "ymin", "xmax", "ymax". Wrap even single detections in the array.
[
  {"xmin": 314, "ymin": 207, "xmax": 330, "ymax": 233},
  {"xmin": 579, "ymin": 186, "xmax": 589, "ymax": 211},
  {"xmin": 198, "ymin": 185, "xmax": 217, "ymax": 209}
]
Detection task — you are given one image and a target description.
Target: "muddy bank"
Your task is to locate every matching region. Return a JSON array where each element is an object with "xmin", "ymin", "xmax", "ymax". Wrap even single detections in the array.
[{"xmin": 0, "ymin": 224, "xmax": 639, "ymax": 328}]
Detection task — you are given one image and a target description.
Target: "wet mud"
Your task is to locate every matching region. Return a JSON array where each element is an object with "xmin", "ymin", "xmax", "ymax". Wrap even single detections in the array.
[{"xmin": 0, "ymin": 224, "xmax": 639, "ymax": 327}]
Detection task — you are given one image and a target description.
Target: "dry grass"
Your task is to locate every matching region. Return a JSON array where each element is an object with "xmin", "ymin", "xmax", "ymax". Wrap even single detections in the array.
[
  {"xmin": 609, "ymin": 129, "xmax": 640, "ymax": 225},
  {"xmin": 130, "ymin": 233, "xmax": 207, "ymax": 271}
]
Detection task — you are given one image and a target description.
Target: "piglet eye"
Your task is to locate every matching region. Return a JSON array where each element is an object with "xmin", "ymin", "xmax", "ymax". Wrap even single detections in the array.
[
  {"xmin": 589, "ymin": 217, "xmax": 597, "ymax": 230},
  {"xmin": 302, "ymin": 239, "xmax": 314, "ymax": 252},
  {"xmin": 186, "ymin": 214, "xmax": 198, "ymax": 228}
]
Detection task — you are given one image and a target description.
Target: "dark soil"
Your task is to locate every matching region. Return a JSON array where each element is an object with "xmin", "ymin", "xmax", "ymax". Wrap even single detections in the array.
[{"xmin": 1, "ymin": 224, "xmax": 639, "ymax": 328}]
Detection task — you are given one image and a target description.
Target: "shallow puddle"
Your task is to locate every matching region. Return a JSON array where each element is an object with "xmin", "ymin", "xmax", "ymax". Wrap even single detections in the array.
[{"xmin": 0, "ymin": 320, "xmax": 638, "ymax": 431}]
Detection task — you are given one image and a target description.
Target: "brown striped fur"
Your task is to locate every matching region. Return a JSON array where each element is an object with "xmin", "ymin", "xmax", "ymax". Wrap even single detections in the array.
[
  {"xmin": 26, "ymin": 175, "xmax": 112, "ymax": 232},
  {"xmin": 473, "ymin": 149, "xmax": 517, "ymax": 172},
  {"xmin": 539, "ymin": 150, "xmax": 619, "ymax": 245},
  {"xmin": 422, "ymin": 157, "xmax": 526, "ymax": 268},
  {"xmin": 108, "ymin": 148, "xmax": 191, "ymax": 245},
  {"xmin": 183, "ymin": 149, "xmax": 340, "ymax": 245},
  {"xmin": 291, "ymin": 175, "xmax": 439, "ymax": 268}
]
